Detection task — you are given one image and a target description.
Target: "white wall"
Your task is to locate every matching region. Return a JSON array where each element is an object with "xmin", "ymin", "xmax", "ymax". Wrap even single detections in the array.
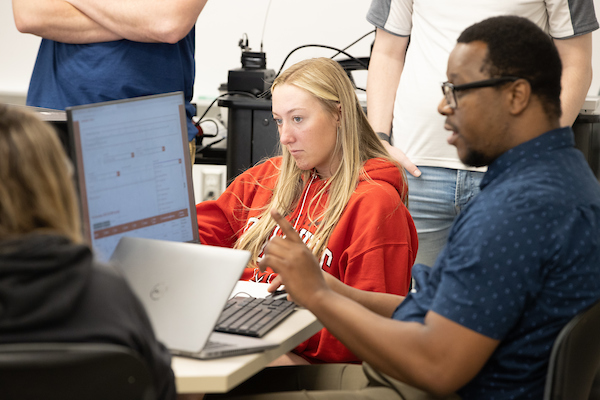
[
  {"xmin": 0, "ymin": 0, "xmax": 374, "ymax": 102},
  {"xmin": 1, "ymin": 0, "xmax": 600, "ymax": 102},
  {"xmin": 0, "ymin": 0, "xmax": 41, "ymax": 96},
  {"xmin": 194, "ymin": 0, "xmax": 374, "ymax": 101}
]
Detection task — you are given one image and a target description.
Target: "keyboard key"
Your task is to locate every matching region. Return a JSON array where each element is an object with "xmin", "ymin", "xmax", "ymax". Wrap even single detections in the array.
[{"xmin": 214, "ymin": 296, "xmax": 296, "ymax": 337}]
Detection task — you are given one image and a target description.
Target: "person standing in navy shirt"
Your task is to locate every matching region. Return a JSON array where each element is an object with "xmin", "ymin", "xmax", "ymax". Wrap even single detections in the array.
[
  {"xmin": 12, "ymin": 0, "xmax": 208, "ymax": 158},
  {"xmin": 208, "ymin": 16, "xmax": 600, "ymax": 400}
]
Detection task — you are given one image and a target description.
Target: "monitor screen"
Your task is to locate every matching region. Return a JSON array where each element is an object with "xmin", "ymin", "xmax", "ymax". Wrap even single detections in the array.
[{"xmin": 66, "ymin": 92, "xmax": 199, "ymax": 261}]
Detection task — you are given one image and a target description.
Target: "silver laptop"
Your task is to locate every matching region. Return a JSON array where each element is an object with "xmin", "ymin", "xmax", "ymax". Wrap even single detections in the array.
[{"xmin": 110, "ymin": 236, "xmax": 279, "ymax": 359}]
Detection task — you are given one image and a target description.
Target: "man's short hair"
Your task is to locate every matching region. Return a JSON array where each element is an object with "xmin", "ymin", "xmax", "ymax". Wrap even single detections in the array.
[{"xmin": 457, "ymin": 15, "xmax": 562, "ymax": 119}]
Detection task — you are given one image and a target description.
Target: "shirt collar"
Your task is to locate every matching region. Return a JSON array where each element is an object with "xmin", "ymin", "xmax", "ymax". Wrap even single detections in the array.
[{"xmin": 480, "ymin": 127, "xmax": 575, "ymax": 190}]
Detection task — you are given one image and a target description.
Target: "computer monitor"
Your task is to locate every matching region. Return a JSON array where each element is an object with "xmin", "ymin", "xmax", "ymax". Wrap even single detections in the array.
[{"xmin": 66, "ymin": 92, "xmax": 199, "ymax": 261}]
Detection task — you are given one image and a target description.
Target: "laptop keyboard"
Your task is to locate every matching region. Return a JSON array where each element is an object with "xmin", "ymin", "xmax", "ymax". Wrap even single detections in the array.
[{"xmin": 215, "ymin": 296, "xmax": 296, "ymax": 337}]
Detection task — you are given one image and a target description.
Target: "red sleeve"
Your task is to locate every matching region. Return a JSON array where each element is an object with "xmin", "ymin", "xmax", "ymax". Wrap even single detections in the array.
[
  {"xmin": 195, "ymin": 191, "xmax": 243, "ymax": 248},
  {"xmin": 196, "ymin": 158, "xmax": 281, "ymax": 249}
]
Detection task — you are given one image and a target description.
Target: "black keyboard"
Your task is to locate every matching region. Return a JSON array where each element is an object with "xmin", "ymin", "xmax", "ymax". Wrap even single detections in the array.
[{"xmin": 214, "ymin": 296, "xmax": 296, "ymax": 337}]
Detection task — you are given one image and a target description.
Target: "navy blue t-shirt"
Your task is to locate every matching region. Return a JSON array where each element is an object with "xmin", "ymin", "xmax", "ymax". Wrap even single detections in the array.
[
  {"xmin": 26, "ymin": 29, "xmax": 197, "ymax": 142},
  {"xmin": 393, "ymin": 127, "xmax": 600, "ymax": 399}
]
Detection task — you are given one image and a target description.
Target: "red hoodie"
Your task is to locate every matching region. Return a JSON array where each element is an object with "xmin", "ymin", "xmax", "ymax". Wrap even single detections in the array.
[{"xmin": 196, "ymin": 156, "xmax": 417, "ymax": 364}]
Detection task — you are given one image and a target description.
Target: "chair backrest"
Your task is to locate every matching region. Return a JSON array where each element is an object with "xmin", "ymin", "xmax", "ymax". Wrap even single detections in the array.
[
  {"xmin": 544, "ymin": 298, "xmax": 600, "ymax": 400},
  {"xmin": 0, "ymin": 342, "xmax": 156, "ymax": 400}
]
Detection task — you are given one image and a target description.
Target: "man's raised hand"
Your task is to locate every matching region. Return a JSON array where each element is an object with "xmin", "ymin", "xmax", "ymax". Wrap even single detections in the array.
[{"xmin": 259, "ymin": 209, "xmax": 329, "ymax": 308}]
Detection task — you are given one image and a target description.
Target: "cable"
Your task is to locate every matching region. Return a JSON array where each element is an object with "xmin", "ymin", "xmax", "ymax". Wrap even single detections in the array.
[
  {"xmin": 197, "ymin": 137, "xmax": 226, "ymax": 154},
  {"xmin": 238, "ymin": 33, "xmax": 249, "ymax": 51},
  {"xmin": 275, "ymin": 44, "xmax": 369, "ymax": 79},
  {"xmin": 260, "ymin": 0, "xmax": 273, "ymax": 52},
  {"xmin": 329, "ymin": 29, "xmax": 375, "ymax": 59},
  {"xmin": 194, "ymin": 118, "xmax": 225, "ymax": 155},
  {"xmin": 256, "ymin": 44, "xmax": 370, "ymax": 98},
  {"xmin": 194, "ymin": 91, "xmax": 256, "ymax": 127},
  {"xmin": 194, "ymin": 92, "xmax": 257, "ymax": 155},
  {"xmin": 196, "ymin": 118, "xmax": 220, "ymax": 138}
]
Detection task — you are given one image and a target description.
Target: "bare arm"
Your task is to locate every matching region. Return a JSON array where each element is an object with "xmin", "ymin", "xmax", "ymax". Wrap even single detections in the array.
[
  {"xmin": 322, "ymin": 272, "xmax": 405, "ymax": 317},
  {"xmin": 554, "ymin": 33, "xmax": 593, "ymax": 127},
  {"xmin": 367, "ymin": 28, "xmax": 420, "ymax": 177},
  {"xmin": 64, "ymin": 0, "xmax": 208, "ymax": 44},
  {"xmin": 12, "ymin": 0, "xmax": 122, "ymax": 43},
  {"xmin": 268, "ymin": 272, "xmax": 404, "ymax": 318},
  {"xmin": 261, "ymin": 210, "xmax": 499, "ymax": 396},
  {"xmin": 367, "ymin": 28, "xmax": 407, "ymax": 137}
]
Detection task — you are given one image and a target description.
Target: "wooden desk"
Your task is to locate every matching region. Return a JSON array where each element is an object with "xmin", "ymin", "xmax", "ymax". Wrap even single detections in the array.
[{"xmin": 172, "ymin": 308, "xmax": 322, "ymax": 393}]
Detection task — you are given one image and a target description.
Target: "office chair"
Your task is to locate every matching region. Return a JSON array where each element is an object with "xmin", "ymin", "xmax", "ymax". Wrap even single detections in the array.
[
  {"xmin": 543, "ymin": 298, "xmax": 600, "ymax": 400},
  {"xmin": 0, "ymin": 342, "xmax": 156, "ymax": 400}
]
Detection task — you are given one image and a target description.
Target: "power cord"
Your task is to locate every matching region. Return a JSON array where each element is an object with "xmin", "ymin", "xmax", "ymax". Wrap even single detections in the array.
[
  {"xmin": 193, "ymin": 91, "xmax": 256, "ymax": 156},
  {"xmin": 329, "ymin": 29, "xmax": 375, "ymax": 59},
  {"xmin": 194, "ymin": 91, "xmax": 256, "ymax": 128},
  {"xmin": 196, "ymin": 118, "xmax": 220, "ymax": 138},
  {"xmin": 257, "ymin": 44, "xmax": 368, "ymax": 100},
  {"xmin": 276, "ymin": 45, "xmax": 369, "ymax": 80},
  {"xmin": 258, "ymin": 32, "xmax": 375, "ymax": 99}
]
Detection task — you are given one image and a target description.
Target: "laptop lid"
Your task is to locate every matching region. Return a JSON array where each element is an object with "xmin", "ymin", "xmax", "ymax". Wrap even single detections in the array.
[
  {"xmin": 110, "ymin": 237, "xmax": 278, "ymax": 359},
  {"xmin": 66, "ymin": 92, "xmax": 199, "ymax": 262}
]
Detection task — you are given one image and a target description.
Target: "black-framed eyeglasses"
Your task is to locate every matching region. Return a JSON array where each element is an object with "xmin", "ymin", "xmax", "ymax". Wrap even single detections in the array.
[{"xmin": 441, "ymin": 77, "xmax": 522, "ymax": 109}]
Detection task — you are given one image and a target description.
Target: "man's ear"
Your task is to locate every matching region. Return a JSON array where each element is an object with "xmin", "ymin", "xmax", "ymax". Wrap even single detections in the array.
[{"xmin": 507, "ymin": 79, "xmax": 531, "ymax": 115}]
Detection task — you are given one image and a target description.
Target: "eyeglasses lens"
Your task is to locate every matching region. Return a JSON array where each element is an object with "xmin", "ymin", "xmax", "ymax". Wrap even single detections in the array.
[{"xmin": 442, "ymin": 85, "xmax": 456, "ymax": 109}]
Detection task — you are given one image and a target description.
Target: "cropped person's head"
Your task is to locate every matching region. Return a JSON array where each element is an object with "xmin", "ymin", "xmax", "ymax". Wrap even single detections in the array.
[
  {"xmin": 456, "ymin": 15, "xmax": 562, "ymax": 119},
  {"xmin": 0, "ymin": 105, "xmax": 82, "ymax": 242}
]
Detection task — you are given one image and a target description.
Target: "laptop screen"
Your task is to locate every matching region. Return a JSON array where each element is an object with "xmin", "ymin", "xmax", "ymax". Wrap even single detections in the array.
[{"xmin": 66, "ymin": 92, "xmax": 199, "ymax": 262}]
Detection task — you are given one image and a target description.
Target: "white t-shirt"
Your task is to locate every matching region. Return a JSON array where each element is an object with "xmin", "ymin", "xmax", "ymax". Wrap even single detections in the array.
[{"xmin": 367, "ymin": 0, "xmax": 599, "ymax": 171}]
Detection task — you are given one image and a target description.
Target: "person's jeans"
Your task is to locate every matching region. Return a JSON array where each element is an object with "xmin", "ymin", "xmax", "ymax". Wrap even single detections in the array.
[{"xmin": 407, "ymin": 166, "xmax": 484, "ymax": 268}]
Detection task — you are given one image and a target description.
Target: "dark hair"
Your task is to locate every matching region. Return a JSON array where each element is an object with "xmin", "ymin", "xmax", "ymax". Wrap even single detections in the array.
[{"xmin": 457, "ymin": 15, "xmax": 562, "ymax": 119}]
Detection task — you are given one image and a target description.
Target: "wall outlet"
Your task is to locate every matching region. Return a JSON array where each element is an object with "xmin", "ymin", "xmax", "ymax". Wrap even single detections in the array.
[
  {"xmin": 202, "ymin": 170, "xmax": 222, "ymax": 201},
  {"xmin": 192, "ymin": 165, "xmax": 227, "ymax": 203}
]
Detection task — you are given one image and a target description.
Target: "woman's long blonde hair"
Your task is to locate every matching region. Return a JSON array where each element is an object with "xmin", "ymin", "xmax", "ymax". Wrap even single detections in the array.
[
  {"xmin": 234, "ymin": 57, "xmax": 406, "ymax": 263},
  {"xmin": 0, "ymin": 105, "xmax": 82, "ymax": 243}
]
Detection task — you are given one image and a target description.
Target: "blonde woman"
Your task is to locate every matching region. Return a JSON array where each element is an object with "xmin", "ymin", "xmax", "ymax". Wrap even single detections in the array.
[
  {"xmin": 0, "ymin": 105, "xmax": 176, "ymax": 400},
  {"xmin": 197, "ymin": 57, "xmax": 417, "ymax": 364}
]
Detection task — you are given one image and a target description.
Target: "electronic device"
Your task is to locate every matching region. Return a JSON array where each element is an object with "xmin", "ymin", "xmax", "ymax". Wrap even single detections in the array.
[
  {"xmin": 227, "ymin": 36, "xmax": 275, "ymax": 95},
  {"xmin": 266, "ymin": 289, "xmax": 288, "ymax": 301},
  {"xmin": 215, "ymin": 296, "xmax": 295, "ymax": 337},
  {"xmin": 580, "ymin": 96, "xmax": 600, "ymax": 115},
  {"xmin": 111, "ymin": 237, "xmax": 279, "ymax": 359},
  {"xmin": 66, "ymin": 92, "xmax": 199, "ymax": 262}
]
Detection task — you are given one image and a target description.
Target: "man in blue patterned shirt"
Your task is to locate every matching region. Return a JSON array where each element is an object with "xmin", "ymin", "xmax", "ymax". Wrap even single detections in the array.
[{"xmin": 207, "ymin": 16, "xmax": 600, "ymax": 400}]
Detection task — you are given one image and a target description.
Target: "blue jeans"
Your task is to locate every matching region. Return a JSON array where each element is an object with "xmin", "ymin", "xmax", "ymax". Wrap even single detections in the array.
[{"xmin": 407, "ymin": 166, "xmax": 484, "ymax": 267}]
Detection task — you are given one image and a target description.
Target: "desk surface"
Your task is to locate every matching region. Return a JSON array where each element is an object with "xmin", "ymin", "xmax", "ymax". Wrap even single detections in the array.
[{"xmin": 172, "ymin": 308, "xmax": 322, "ymax": 393}]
